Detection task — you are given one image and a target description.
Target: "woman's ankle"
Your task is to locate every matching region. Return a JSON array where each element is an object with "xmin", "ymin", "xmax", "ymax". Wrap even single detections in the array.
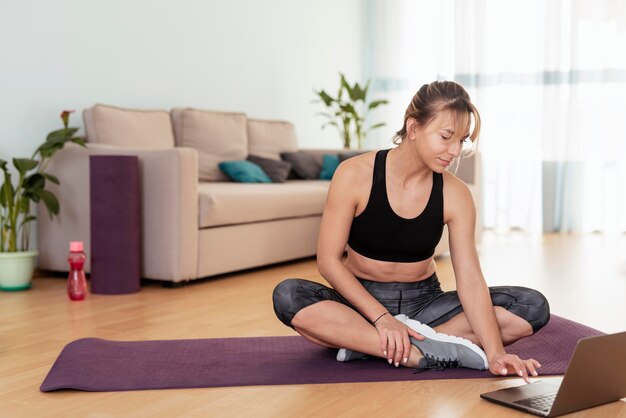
[{"xmin": 402, "ymin": 346, "xmax": 423, "ymax": 368}]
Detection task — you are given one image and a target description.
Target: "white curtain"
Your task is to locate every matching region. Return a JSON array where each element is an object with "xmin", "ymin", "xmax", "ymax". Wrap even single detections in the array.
[{"xmin": 365, "ymin": 0, "xmax": 626, "ymax": 234}]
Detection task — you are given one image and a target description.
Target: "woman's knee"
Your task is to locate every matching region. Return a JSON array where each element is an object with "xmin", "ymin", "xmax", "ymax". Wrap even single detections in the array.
[
  {"xmin": 518, "ymin": 287, "xmax": 550, "ymax": 333},
  {"xmin": 272, "ymin": 279, "xmax": 303, "ymax": 328},
  {"xmin": 527, "ymin": 288, "xmax": 551, "ymax": 332},
  {"xmin": 508, "ymin": 286, "xmax": 551, "ymax": 333},
  {"xmin": 272, "ymin": 278, "xmax": 327, "ymax": 328}
]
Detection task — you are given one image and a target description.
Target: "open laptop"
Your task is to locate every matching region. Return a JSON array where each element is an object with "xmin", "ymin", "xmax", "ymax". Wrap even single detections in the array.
[{"xmin": 480, "ymin": 331, "xmax": 626, "ymax": 417}]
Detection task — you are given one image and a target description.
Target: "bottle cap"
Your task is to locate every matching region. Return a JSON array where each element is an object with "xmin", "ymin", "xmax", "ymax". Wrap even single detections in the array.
[{"xmin": 70, "ymin": 241, "xmax": 84, "ymax": 252}]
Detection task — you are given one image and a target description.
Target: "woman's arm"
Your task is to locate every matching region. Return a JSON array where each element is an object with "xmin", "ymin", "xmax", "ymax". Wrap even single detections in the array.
[
  {"xmin": 316, "ymin": 158, "xmax": 423, "ymax": 365},
  {"xmin": 445, "ymin": 173, "xmax": 536, "ymax": 382},
  {"xmin": 316, "ymin": 159, "xmax": 388, "ymax": 323}
]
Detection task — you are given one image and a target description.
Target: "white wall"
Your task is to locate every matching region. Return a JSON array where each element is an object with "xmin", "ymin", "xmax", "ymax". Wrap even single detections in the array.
[{"xmin": 0, "ymin": 0, "xmax": 364, "ymax": 162}]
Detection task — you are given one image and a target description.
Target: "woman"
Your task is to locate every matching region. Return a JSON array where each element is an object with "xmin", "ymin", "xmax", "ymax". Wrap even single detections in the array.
[{"xmin": 273, "ymin": 81, "xmax": 550, "ymax": 382}]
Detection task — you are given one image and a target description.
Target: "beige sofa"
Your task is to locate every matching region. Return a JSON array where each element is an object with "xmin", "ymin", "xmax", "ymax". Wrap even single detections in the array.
[{"xmin": 38, "ymin": 104, "xmax": 481, "ymax": 283}]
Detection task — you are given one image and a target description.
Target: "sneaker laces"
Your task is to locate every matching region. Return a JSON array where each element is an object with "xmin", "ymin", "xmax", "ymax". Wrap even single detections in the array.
[{"xmin": 413, "ymin": 353, "xmax": 460, "ymax": 374}]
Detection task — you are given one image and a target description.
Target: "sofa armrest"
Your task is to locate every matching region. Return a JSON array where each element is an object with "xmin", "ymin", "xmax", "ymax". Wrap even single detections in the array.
[{"xmin": 38, "ymin": 143, "xmax": 199, "ymax": 282}]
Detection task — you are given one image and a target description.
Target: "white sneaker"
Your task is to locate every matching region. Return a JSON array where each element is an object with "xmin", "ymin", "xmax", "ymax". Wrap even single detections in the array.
[{"xmin": 400, "ymin": 316, "xmax": 489, "ymax": 371}]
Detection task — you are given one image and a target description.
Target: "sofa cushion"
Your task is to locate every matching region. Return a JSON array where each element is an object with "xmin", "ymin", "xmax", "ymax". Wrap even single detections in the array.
[
  {"xmin": 320, "ymin": 154, "xmax": 340, "ymax": 180},
  {"xmin": 280, "ymin": 151, "xmax": 322, "ymax": 179},
  {"xmin": 169, "ymin": 108, "xmax": 185, "ymax": 147},
  {"xmin": 339, "ymin": 150, "xmax": 366, "ymax": 162},
  {"xmin": 85, "ymin": 104, "xmax": 175, "ymax": 149},
  {"xmin": 197, "ymin": 181, "xmax": 330, "ymax": 228},
  {"xmin": 218, "ymin": 160, "xmax": 272, "ymax": 183},
  {"xmin": 247, "ymin": 155, "xmax": 292, "ymax": 183},
  {"xmin": 247, "ymin": 119, "xmax": 298, "ymax": 160},
  {"xmin": 176, "ymin": 108, "xmax": 248, "ymax": 181}
]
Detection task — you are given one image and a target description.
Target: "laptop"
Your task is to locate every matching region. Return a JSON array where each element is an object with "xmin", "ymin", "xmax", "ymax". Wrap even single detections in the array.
[{"xmin": 480, "ymin": 331, "xmax": 626, "ymax": 417}]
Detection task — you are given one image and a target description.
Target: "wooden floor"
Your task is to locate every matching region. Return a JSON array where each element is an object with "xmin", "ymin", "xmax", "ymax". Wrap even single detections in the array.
[{"xmin": 1, "ymin": 232, "xmax": 625, "ymax": 417}]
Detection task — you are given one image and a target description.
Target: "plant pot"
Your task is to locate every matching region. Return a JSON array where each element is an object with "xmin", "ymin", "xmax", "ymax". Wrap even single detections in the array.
[{"xmin": 0, "ymin": 250, "xmax": 38, "ymax": 291}]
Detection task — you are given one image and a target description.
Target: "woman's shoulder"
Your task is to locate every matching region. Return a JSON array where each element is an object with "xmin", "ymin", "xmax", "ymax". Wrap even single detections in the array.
[
  {"xmin": 327, "ymin": 150, "xmax": 378, "ymax": 197},
  {"xmin": 442, "ymin": 169, "xmax": 470, "ymax": 190},
  {"xmin": 442, "ymin": 170, "xmax": 475, "ymax": 210}
]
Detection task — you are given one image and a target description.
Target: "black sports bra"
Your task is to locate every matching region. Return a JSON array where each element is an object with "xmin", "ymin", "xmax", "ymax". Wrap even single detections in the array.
[{"xmin": 347, "ymin": 149, "xmax": 444, "ymax": 262}]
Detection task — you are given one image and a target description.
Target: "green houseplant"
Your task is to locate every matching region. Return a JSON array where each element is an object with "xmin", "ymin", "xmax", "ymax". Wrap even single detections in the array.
[
  {"xmin": 314, "ymin": 73, "xmax": 388, "ymax": 149},
  {"xmin": 0, "ymin": 111, "xmax": 85, "ymax": 290}
]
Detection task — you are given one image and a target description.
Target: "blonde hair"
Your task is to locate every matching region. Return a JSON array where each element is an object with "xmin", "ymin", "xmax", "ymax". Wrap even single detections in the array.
[{"xmin": 393, "ymin": 81, "xmax": 481, "ymax": 155}]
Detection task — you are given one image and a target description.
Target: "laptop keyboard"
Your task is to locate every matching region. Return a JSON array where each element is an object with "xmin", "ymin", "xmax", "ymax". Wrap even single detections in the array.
[{"xmin": 514, "ymin": 392, "xmax": 557, "ymax": 411}]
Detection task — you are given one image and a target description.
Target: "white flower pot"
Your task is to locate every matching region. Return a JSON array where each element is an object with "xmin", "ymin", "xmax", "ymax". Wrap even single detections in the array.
[{"xmin": 0, "ymin": 250, "xmax": 38, "ymax": 291}]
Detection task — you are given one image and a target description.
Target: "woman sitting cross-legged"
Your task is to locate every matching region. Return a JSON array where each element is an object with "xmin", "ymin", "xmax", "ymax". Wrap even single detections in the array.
[{"xmin": 272, "ymin": 81, "xmax": 550, "ymax": 382}]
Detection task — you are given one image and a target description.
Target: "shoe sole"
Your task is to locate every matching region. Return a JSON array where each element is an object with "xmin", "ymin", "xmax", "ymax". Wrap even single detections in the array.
[
  {"xmin": 405, "ymin": 318, "xmax": 489, "ymax": 369},
  {"xmin": 336, "ymin": 348, "xmax": 368, "ymax": 362},
  {"xmin": 336, "ymin": 348, "xmax": 350, "ymax": 362}
]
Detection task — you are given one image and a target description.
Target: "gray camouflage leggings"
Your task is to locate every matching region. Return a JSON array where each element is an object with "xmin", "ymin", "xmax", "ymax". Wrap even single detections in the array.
[{"xmin": 272, "ymin": 273, "xmax": 550, "ymax": 333}]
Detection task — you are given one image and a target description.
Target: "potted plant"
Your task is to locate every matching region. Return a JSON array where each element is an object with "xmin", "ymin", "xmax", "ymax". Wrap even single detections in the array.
[
  {"xmin": 0, "ymin": 111, "xmax": 85, "ymax": 290},
  {"xmin": 314, "ymin": 73, "xmax": 388, "ymax": 149}
]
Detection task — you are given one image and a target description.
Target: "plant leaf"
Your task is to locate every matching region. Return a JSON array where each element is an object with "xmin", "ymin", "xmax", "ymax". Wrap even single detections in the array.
[
  {"xmin": 19, "ymin": 215, "xmax": 37, "ymax": 228},
  {"xmin": 339, "ymin": 103, "xmax": 357, "ymax": 118},
  {"xmin": 47, "ymin": 127, "xmax": 79, "ymax": 141},
  {"xmin": 18, "ymin": 196, "xmax": 30, "ymax": 214},
  {"xmin": 368, "ymin": 99, "xmax": 389, "ymax": 110},
  {"xmin": 24, "ymin": 189, "xmax": 41, "ymax": 203},
  {"xmin": 43, "ymin": 173, "xmax": 60, "ymax": 184},
  {"xmin": 353, "ymin": 82, "xmax": 365, "ymax": 101},
  {"xmin": 46, "ymin": 137, "xmax": 69, "ymax": 146},
  {"xmin": 13, "ymin": 158, "xmax": 38, "ymax": 176},
  {"xmin": 70, "ymin": 137, "xmax": 86, "ymax": 147},
  {"xmin": 38, "ymin": 142, "xmax": 64, "ymax": 159},
  {"xmin": 341, "ymin": 75, "xmax": 359, "ymax": 102},
  {"xmin": 24, "ymin": 173, "xmax": 45, "ymax": 191},
  {"xmin": 0, "ymin": 159, "xmax": 10, "ymax": 207},
  {"xmin": 40, "ymin": 190, "xmax": 60, "ymax": 218},
  {"xmin": 368, "ymin": 122, "xmax": 386, "ymax": 131},
  {"xmin": 321, "ymin": 121, "xmax": 339, "ymax": 130},
  {"xmin": 0, "ymin": 179, "xmax": 14, "ymax": 208},
  {"xmin": 315, "ymin": 90, "xmax": 335, "ymax": 107},
  {"xmin": 363, "ymin": 80, "xmax": 371, "ymax": 99},
  {"xmin": 340, "ymin": 73, "xmax": 350, "ymax": 91}
]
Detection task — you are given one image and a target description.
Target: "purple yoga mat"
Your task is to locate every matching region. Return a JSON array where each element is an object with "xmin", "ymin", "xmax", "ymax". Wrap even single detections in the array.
[
  {"xmin": 89, "ymin": 155, "xmax": 141, "ymax": 294},
  {"xmin": 40, "ymin": 315, "xmax": 603, "ymax": 392}
]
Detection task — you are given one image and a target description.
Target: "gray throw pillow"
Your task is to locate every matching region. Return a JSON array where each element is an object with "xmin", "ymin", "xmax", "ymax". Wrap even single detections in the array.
[
  {"xmin": 247, "ymin": 155, "xmax": 292, "ymax": 183},
  {"xmin": 280, "ymin": 152, "xmax": 322, "ymax": 179}
]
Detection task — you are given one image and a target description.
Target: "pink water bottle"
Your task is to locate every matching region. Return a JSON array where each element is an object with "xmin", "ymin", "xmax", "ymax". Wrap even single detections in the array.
[{"xmin": 67, "ymin": 241, "xmax": 88, "ymax": 301}]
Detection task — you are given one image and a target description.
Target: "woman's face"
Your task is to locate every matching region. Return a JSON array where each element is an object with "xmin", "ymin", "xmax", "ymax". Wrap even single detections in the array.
[{"xmin": 408, "ymin": 110, "xmax": 470, "ymax": 173}]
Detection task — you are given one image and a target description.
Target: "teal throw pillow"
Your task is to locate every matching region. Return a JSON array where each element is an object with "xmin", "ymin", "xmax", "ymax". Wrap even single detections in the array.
[
  {"xmin": 218, "ymin": 160, "xmax": 272, "ymax": 183},
  {"xmin": 319, "ymin": 154, "xmax": 340, "ymax": 180}
]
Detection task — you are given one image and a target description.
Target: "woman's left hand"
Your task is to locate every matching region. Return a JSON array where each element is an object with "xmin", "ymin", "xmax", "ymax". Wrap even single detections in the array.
[{"xmin": 489, "ymin": 352, "xmax": 541, "ymax": 384}]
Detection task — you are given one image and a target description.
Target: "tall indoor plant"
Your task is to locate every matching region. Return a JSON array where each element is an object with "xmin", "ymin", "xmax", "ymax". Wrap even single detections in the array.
[
  {"xmin": 314, "ymin": 73, "xmax": 388, "ymax": 149},
  {"xmin": 0, "ymin": 111, "xmax": 85, "ymax": 290}
]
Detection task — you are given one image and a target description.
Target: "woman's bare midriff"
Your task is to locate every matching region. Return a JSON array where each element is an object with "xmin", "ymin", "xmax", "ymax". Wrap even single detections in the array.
[{"xmin": 343, "ymin": 245, "xmax": 437, "ymax": 283}]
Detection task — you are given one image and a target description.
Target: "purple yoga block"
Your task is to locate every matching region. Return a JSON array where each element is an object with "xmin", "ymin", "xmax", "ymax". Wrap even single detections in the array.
[{"xmin": 89, "ymin": 155, "xmax": 141, "ymax": 294}]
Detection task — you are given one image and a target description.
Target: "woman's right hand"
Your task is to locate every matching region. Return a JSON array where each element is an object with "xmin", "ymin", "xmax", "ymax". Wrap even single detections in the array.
[{"xmin": 374, "ymin": 314, "xmax": 425, "ymax": 366}]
